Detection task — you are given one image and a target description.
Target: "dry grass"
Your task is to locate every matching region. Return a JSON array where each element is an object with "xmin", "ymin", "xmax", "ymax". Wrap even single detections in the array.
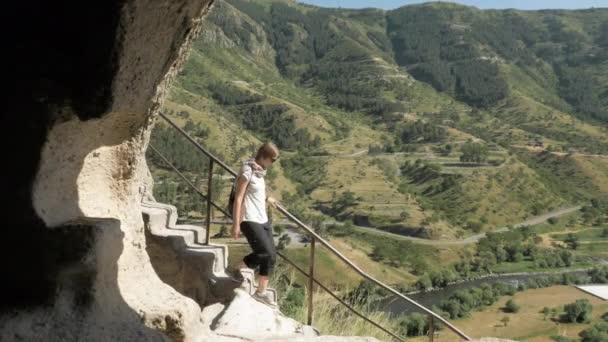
[
  {"xmin": 281, "ymin": 244, "xmax": 366, "ymax": 289},
  {"xmin": 444, "ymin": 127, "xmax": 478, "ymax": 141},
  {"xmin": 573, "ymin": 155, "xmax": 608, "ymax": 193},
  {"xmin": 310, "ymin": 156, "xmax": 443, "ymax": 229},
  {"xmin": 222, "ymin": 233, "xmax": 416, "ymax": 290},
  {"xmin": 322, "ymin": 125, "xmax": 384, "ymax": 155},
  {"xmin": 287, "ymin": 285, "xmax": 404, "ymax": 341},
  {"xmin": 329, "ymin": 238, "xmax": 417, "ymax": 285},
  {"xmin": 411, "ymin": 285, "xmax": 608, "ymax": 341},
  {"xmin": 227, "ymin": 244, "xmax": 407, "ymax": 341},
  {"xmin": 303, "ymin": 291, "xmax": 402, "ymax": 341},
  {"xmin": 453, "ymin": 159, "xmax": 564, "ymax": 227}
]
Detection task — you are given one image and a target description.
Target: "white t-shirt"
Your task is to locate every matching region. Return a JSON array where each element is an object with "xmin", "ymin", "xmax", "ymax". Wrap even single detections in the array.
[{"xmin": 239, "ymin": 160, "xmax": 268, "ymax": 224}]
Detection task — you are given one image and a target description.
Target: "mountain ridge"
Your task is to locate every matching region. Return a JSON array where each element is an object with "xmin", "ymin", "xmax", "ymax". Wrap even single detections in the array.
[{"xmin": 152, "ymin": 0, "xmax": 608, "ymax": 238}]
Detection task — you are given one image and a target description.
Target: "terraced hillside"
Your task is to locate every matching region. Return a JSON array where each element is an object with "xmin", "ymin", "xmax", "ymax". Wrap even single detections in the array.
[{"xmin": 148, "ymin": 0, "xmax": 608, "ymax": 239}]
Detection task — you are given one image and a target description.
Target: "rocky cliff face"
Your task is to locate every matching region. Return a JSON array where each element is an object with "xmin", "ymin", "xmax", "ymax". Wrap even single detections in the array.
[
  {"xmin": 197, "ymin": 0, "xmax": 275, "ymax": 59},
  {"xmin": 0, "ymin": 2, "xmax": 380, "ymax": 341},
  {"xmin": 0, "ymin": 0, "xmax": 214, "ymax": 340}
]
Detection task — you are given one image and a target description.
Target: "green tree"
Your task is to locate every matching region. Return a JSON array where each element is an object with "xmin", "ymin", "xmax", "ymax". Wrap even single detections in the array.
[
  {"xmin": 467, "ymin": 220, "xmax": 483, "ymax": 233},
  {"xmin": 460, "ymin": 141, "xmax": 489, "ymax": 164},
  {"xmin": 564, "ymin": 233, "xmax": 579, "ymax": 250},
  {"xmin": 564, "ymin": 299, "xmax": 593, "ymax": 323},
  {"xmin": 397, "ymin": 120, "xmax": 447, "ymax": 144},
  {"xmin": 579, "ymin": 322, "xmax": 608, "ymax": 342},
  {"xmin": 500, "ymin": 316, "xmax": 510, "ymax": 327},
  {"xmin": 331, "ymin": 191, "xmax": 360, "ymax": 216},
  {"xmin": 416, "ymin": 274, "xmax": 432, "ymax": 291},
  {"xmin": 399, "ymin": 313, "xmax": 428, "ymax": 336},
  {"xmin": 505, "ymin": 299, "xmax": 520, "ymax": 313},
  {"xmin": 552, "ymin": 336, "xmax": 575, "ymax": 342},
  {"xmin": 589, "ymin": 266, "xmax": 608, "ymax": 283}
]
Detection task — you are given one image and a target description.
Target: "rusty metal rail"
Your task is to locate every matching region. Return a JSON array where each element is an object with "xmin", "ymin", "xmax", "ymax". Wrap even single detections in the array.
[{"xmin": 149, "ymin": 111, "xmax": 472, "ymax": 341}]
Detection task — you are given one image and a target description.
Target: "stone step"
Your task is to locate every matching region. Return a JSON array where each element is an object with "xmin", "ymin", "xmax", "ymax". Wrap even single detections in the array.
[
  {"xmin": 142, "ymin": 200, "xmax": 228, "ymax": 273},
  {"xmin": 239, "ymin": 268, "xmax": 278, "ymax": 304},
  {"xmin": 200, "ymin": 289, "xmax": 378, "ymax": 342},
  {"xmin": 141, "ymin": 200, "xmax": 277, "ymax": 304},
  {"xmin": 142, "ymin": 200, "xmax": 178, "ymax": 227}
]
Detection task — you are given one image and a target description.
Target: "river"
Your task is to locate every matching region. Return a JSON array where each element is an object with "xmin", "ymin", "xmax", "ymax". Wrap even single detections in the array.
[{"xmin": 377, "ymin": 269, "xmax": 590, "ymax": 315}]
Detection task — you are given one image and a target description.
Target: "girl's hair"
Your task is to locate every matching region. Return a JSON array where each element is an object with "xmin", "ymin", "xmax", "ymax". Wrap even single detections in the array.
[{"xmin": 256, "ymin": 142, "xmax": 280, "ymax": 160}]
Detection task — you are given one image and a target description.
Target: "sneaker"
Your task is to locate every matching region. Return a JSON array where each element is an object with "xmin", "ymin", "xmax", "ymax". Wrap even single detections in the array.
[{"xmin": 252, "ymin": 290, "xmax": 277, "ymax": 308}]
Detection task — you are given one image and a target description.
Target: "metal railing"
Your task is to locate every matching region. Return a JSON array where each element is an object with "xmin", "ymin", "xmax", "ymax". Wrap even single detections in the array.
[{"xmin": 150, "ymin": 111, "xmax": 472, "ymax": 342}]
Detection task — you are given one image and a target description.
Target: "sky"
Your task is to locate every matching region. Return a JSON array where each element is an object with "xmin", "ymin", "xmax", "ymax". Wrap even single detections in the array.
[{"xmin": 296, "ymin": 0, "xmax": 608, "ymax": 10}]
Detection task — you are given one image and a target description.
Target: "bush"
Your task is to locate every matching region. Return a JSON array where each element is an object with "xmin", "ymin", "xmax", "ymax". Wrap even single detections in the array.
[
  {"xmin": 505, "ymin": 299, "xmax": 520, "ymax": 313},
  {"xmin": 460, "ymin": 141, "xmax": 489, "ymax": 164},
  {"xmin": 564, "ymin": 233, "xmax": 579, "ymax": 249},
  {"xmin": 399, "ymin": 313, "xmax": 428, "ymax": 336},
  {"xmin": 208, "ymin": 81, "xmax": 266, "ymax": 105},
  {"xmin": 467, "ymin": 221, "xmax": 483, "ymax": 233},
  {"xmin": 564, "ymin": 299, "xmax": 593, "ymax": 323},
  {"xmin": 579, "ymin": 322, "xmax": 608, "ymax": 342},
  {"xmin": 397, "ymin": 120, "xmax": 447, "ymax": 144},
  {"xmin": 589, "ymin": 266, "xmax": 608, "ymax": 283},
  {"xmin": 415, "ymin": 274, "xmax": 432, "ymax": 291},
  {"xmin": 552, "ymin": 336, "xmax": 575, "ymax": 342}
]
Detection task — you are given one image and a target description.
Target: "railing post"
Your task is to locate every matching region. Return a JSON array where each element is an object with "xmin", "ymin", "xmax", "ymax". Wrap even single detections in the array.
[
  {"xmin": 307, "ymin": 236, "xmax": 315, "ymax": 326},
  {"xmin": 205, "ymin": 160, "xmax": 214, "ymax": 245},
  {"xmin": 428, "ymin": 314, "xmax": 435, "ymax": 342}
]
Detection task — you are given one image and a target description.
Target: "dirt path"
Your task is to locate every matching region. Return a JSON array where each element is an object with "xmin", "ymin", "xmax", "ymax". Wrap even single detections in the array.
[
  {"xmin": 511, "ymin": 145, "xmax": 608, "ymax": 159},
  {"xmin": 538, "ymin": 227, "xmax": 606, "ymax": 247},
  {"xmin": 345, "ymin": 149, "xmax": 367, "ymax": 157}
]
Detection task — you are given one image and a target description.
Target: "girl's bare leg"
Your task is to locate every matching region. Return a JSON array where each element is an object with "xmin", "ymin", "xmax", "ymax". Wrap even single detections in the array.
[{"xmin": 257, "ymin": 275, "xmax": 268, "ymax": 292}]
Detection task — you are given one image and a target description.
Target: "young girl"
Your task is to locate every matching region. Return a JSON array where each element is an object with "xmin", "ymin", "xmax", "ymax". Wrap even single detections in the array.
[{"xmin": 232, "ymin": 142, "xmax": 279, "ymax": 307}]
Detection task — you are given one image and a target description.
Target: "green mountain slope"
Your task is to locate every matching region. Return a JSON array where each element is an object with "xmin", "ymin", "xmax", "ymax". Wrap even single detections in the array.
[{"xmin": 150, "ymin": 0, "xmax": 608, "ymax": 237}]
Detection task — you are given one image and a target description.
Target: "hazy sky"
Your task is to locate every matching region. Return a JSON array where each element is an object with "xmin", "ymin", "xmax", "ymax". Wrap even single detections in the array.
[{"xmin": 296, "ymin": 0, "xmax": 608, "ymax": 10}]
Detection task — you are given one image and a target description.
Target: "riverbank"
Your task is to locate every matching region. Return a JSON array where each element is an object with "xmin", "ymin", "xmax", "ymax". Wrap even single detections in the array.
[
  {"xmin": 403, "ymin": 267, "xmax": 593, "ymax": 297},
  {"xmin": 380, "ymin": 268, "xmax": 592, "ymax": 316},
  {"xmin": 408, "ymin": 285, "xmax": 608, "ymax": 342}
]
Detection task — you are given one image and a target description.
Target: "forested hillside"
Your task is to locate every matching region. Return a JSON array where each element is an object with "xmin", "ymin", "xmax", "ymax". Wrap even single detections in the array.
[
  {"xmin": 148, "ymin": 0, "xmax": 608, "ymax": 239},
  {"xmin": 145, "ymin": 4, "xmax": 608, "ymax": 339}
]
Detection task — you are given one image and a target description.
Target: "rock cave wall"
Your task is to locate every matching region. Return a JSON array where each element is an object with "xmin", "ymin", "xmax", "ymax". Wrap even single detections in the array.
[{"xmin": 0, "ymin": 0, "xmax": 215, "ymax": 341}]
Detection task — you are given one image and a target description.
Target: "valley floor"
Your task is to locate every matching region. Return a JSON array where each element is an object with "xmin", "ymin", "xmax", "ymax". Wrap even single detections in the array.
[{"xmin": 411, "ymin": 285, "xmax": 608, "ymax": 342}]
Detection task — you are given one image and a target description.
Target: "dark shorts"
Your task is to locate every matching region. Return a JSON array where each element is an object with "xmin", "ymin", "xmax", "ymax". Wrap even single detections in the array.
[{"xmin": 240, "ymin": 221, "xmax": 277, "ymax": 276}]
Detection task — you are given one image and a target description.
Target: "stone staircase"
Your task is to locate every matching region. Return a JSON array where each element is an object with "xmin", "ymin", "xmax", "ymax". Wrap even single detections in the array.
[
  {"xmin": 140, "ymin": 199, "xmax": 381, "ymax": 341},
  {"xmin": 140, "ymin": 198, "xmax": 512, "ymax": 341},
  {"xmin": 140, "ymin": 199, "xmax": 277, "ymax": 306}
]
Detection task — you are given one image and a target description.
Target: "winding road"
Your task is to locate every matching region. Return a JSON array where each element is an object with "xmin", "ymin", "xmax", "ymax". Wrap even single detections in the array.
[
  {"xmin": 326, "ymin": 205, "xmax": 583, "ymax": 246},
  {"xmin": 207, "ymin": 205, "xmax": 582, "ymax": 247}
]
